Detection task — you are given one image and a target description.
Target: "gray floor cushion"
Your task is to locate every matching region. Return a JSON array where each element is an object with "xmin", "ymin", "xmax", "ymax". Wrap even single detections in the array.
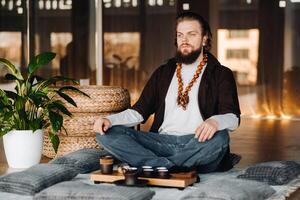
[
  {"xmin": 50, "ymin": 148, "xmax": 108, "ymax": 174},
  {"xmin": 237, "ymin": 160, "xmax": 300, "ymax": 185},
  {"xmin": 0, "ymin": 164, "xmax": 78, "ymax": 195},
  {"xmin": 33, "ymin": 180, "xmax": 155, "ymax": 200},
  {"xmin": 180, "ymin": 177, "xmax": 275, "ymax": 200}
]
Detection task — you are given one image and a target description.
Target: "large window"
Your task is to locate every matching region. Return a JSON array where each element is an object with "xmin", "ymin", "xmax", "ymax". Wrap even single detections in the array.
[
  {"xmin": 218, "ymin": 29, "xmax": 259, "ymax": 86},
  {"xmin": 0, "ymin": 0, "xmax": 97, "ymax": 86},
  {"xmin": 102, "ymin": 0, "xmax": 177, "ymax": 104},
  {"xmin": 0, "ymin": 32, "xmax": 22, "ymax": 81}
]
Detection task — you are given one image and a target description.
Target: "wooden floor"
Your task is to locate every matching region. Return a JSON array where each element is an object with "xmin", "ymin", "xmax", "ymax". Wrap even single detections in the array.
[
  {"xmin": 1, "ymin": 117, "xmax": 300, "ymax": 198},
  {"xmin": 231, "ymin": 118, "xmax": 300, "ymax": 168}
]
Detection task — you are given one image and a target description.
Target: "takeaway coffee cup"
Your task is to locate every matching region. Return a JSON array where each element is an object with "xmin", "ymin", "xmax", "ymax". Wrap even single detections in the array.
[{"xmin": 100, "ymin": 155, "xmax": 114, "ymax": 174}]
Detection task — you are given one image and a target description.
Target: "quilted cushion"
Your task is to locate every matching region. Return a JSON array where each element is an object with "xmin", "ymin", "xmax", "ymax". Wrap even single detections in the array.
[
  {"xmin": 237, "ymin": 161, "xmax": 300, "ymax": 185},
  {"xmin": 33, "ymin": 180, "xmax": 155, "ymax": 200},
  {"xmin": 180, "ymin": 177, "xmax": 275, "ymax": 200},
  {"xmin": 50, "ymin": 148, "xmax": 109, "ymax": 174},
  {"xmin": 0, "ymin": 164, "xmax": 78, "ymax": 195}
]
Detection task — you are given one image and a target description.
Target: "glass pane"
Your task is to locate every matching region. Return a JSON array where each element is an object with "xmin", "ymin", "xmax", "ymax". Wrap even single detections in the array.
[
  {"xmin": 103, "ymin": 0, "xmax": 177, "ymax": 104},
  {"xmin": 282, "ymin": 1, "xmax": 300, "ymax": 117},
  {"xmin": 0, "ymin": 0, "xmax": 26, "ymax": 88},
  {"xmin": 33, "ymin": 0, "xmax": 97, "ymax": 84},
  {"xmin": 217, "ymin": 0, "xmax": 300, "ymax": 119},
  {"xmin": 104, "ymin": 32, "xmax": 140, "ymax": 100}
]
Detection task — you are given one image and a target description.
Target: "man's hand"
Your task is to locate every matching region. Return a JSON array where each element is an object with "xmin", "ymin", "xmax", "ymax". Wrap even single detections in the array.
[
  {"xmin": 93, "ymin": 117, "xmax": 112, "ymax": 135},
  {"xmin": 195, "ymin": 118, "xmax": 219, "ymax": 142}
]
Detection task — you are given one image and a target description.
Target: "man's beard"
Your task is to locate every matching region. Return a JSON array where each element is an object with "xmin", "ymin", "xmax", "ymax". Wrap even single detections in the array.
[{"xmin": 175, "ymin": 46, "xmax": 202, "ymax": 64}]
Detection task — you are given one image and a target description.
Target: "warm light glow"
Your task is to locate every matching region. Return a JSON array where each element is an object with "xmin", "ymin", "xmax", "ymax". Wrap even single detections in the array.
[
  {"xmin": 1, "ymin": 0, "xmax": 6, "ymax": 7},
  {"xmin": 17, "ymin": 7, "xmax": 23, "ymax": 14},
  {"xmin": 250, "ymin": 114, "xmax": 261, "ymax": 119},
  {"xmin": 16, "ymin": 0, "xmax": 21, "ymax": 6},
  {"xmin": 157, "ymin": 0, "xmax": 163, "ymax": 6},
  {"xmin": 46, "ymin": 0, "xmax": 51, "ymax": 10},
  {"xmin": 38, "ymin": 0, "xmax": 44, "ymax": 9},
  {"xmin": 279, "ymin": 0, "xmax": 286, "ymax": 7},
  {"xmin": 52, "ymin": 0, "xmax": 58, "ymax": 9},
  {"xmin": 104, "ymin": 3, "xmax": 111, "ymax": 8},
  {"xmin": 132, "ymin": 0, "xmax": 138, "ymax": 7},
  {"xmin": 148, "ymin": 0, "xmax": 155, "ymax": 6},
  {"xmin": 183, "ymin": 3, "xmax": 190, "ymax": 10},
  {"xmin": 281, "ymin": 114, "xmax": 292, "ymax": 120},
  {"xmin": 8, "ymin": 0, "xmax": 13, "ymax": 10},
  {"xmin": 265, "ymin": 115, "xmax": 277, "ymax": 120},
  {"xmin": 246, "ymin": 114, "xmax": 300, "ymax": 121},
  {"xmin": 115, "ymin": 0, "xmax": 121, "ymax": 7}
]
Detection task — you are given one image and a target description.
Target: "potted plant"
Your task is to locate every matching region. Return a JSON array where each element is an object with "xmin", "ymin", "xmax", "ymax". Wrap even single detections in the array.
[{"xmin": 0, "ymin": 52, "xmax": 88, "ymax": 168}]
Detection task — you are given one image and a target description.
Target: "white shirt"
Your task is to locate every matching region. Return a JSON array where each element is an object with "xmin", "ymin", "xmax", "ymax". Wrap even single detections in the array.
[{"xmin": 158, "ymin": 61, "xmax": 206, "ymax": 135}]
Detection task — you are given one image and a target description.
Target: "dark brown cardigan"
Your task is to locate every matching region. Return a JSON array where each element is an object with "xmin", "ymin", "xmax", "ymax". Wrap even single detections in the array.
[
  {"xmin": 132, "ymin": 52, "xmax": 241, "ymax": 131},
  {"xmin": 132, "ymin": 52, "xmax": 241, "ymax": 171}
]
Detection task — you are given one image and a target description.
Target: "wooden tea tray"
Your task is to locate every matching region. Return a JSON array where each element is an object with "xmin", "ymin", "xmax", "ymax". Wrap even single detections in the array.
[{"xmin": 90, "ymin": 170, "xmax": 198, "ymax": 188}]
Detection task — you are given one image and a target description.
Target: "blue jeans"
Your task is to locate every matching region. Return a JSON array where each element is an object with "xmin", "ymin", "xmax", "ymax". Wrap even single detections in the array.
[{"xmin": 96, "ymin": 125, "xmax": 229, "ymax": 172}]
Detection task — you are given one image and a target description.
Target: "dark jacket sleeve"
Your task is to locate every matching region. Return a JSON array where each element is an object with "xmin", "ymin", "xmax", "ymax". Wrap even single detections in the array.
[
  {"xmin": 131, "ymin": 68, "xmax": 160, "ymax": 123},
  {"xmin": 217, "ymin": 67, "xmax": 241, "ymax": 124}
]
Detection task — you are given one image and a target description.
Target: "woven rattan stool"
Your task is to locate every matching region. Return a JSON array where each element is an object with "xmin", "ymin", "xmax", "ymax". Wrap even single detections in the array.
[{"xmin": 43, "ymin": 86, "xmax": 130, "ymax": 158}]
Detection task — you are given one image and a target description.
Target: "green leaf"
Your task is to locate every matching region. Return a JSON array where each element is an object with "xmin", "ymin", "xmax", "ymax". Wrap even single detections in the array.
[
  {"xmin": 61, "ymin": 125, "xmax": 68, "ymax": 136},
  {"xmin": 0, "ymin": 89, "xmax": 5, "ymax": 96},
  {"xmin": 0, "ymin": 58, "xmax": 23, "ymax": 80},
  {"xmin": 48, "ymin": 101, "xmax": 72, "ymax": 117},
  {"xmin": 29, "ymin": 118, "xmax": 42, "ymax": 132},
  {"xmin": 15, "ymin": 96, "xmax": 24, "ymax": 111},
  {"xmin": 49, "ymin": 111, "xmax": 63, "ymax": 132},
  {"xmin": 49, "ymin": 132, "xmax": 60, "ymax": 153},
  {"xmin": 4, "ymin": 73, "xmax": 18, "ymax": 81},
  {"xmin": 55, "ymin": 91, "xmax": 77, "ymax": 107},
  {"xmin": 28, "ymin": 52, "xmax": 56, "ymax": 75},
  {"xmin": 4, "ymin": 90, "xmax": 19, "ymax": 100},
  {"xmin": 34, "ymin": 76, "xmax": 78, "ymax": 89},
  {"xmin": 28, "ymin": 75, "xmax": 45, "ymax": 84},
  {"xmin": 1, "ymin": 90, "xmax": 14, "ymax": 103},
  {"xmin": 28, "ymin": 91, "xmax": 49, "ymax": 106},
  {"xmin": 59, "ymin": 86, "xmax": 90, "ymax": 98},
  {"xmin": 42, "ymin": 122, "xmax": 50, "ymax": 129}
]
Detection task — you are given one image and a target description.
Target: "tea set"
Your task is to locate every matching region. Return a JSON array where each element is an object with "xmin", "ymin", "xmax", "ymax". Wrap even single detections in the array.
[{"xmin": 99, "ymin": 155, "xmax": 171, "ymax": 186}]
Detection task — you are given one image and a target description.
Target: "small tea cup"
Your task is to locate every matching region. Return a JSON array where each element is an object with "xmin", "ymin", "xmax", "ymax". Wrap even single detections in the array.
[
  {"xmin": 100, "ymin": 156, "xmax": 114, "ymax": 174},
  {"xmin": 157, "ymin": 169, "xmax": 170, "ymax": 179},
  {"xmin": 123, "ymin": 167, "xmax": 138, "ymax": 185},
  {"xmin": 143, "ymin": 168, "xmax": 155, "ymax": 177}
]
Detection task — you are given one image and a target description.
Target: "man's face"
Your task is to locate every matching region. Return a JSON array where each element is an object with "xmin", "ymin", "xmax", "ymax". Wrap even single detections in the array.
[{"xmin": 176, "ymin": 20, "xmax": 204, "ymax": 56}]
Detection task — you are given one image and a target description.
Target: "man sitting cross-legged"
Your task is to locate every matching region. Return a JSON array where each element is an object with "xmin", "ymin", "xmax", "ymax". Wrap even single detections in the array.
[{"xmin": 94, "ymin": 12, "xmax": 241, "ymax": 173}]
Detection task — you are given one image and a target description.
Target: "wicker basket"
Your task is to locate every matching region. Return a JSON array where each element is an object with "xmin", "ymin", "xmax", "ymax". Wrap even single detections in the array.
[
  {"xmin": 43, "ymin": 134, "xmax": 101, "ymax": 158},
  {"xmin": 59, "ymin": 112, "xmax": 116, "ymax": 137},
  {"xmin": 43, "ymin": 85, "xmax": 131, "ymax": 158},
  {"xmin": 59, "ymin": 86, "xmax": 130, "ymax": 113}
]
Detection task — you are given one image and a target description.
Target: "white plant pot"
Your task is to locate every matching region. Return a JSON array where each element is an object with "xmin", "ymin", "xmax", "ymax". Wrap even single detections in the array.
[{"xmin": 3, "ymin": 129, "xmax": 44, "ymax": 169}]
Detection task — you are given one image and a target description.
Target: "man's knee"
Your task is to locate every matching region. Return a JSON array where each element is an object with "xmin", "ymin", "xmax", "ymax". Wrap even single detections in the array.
[
  {"xmin": 210, "ymin": 129, "xmax": 229, "ymax": 147},
  {"xmin": 96, "ymin": 125, "xmax": 126, "ymax": 144},
  {"xmin": 106, "ymin": 125, "xmax": 127, "ymax": 135},
  {"xmin": 192, "ymin": 129, "xmax": 229, "ymax": 149}
]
